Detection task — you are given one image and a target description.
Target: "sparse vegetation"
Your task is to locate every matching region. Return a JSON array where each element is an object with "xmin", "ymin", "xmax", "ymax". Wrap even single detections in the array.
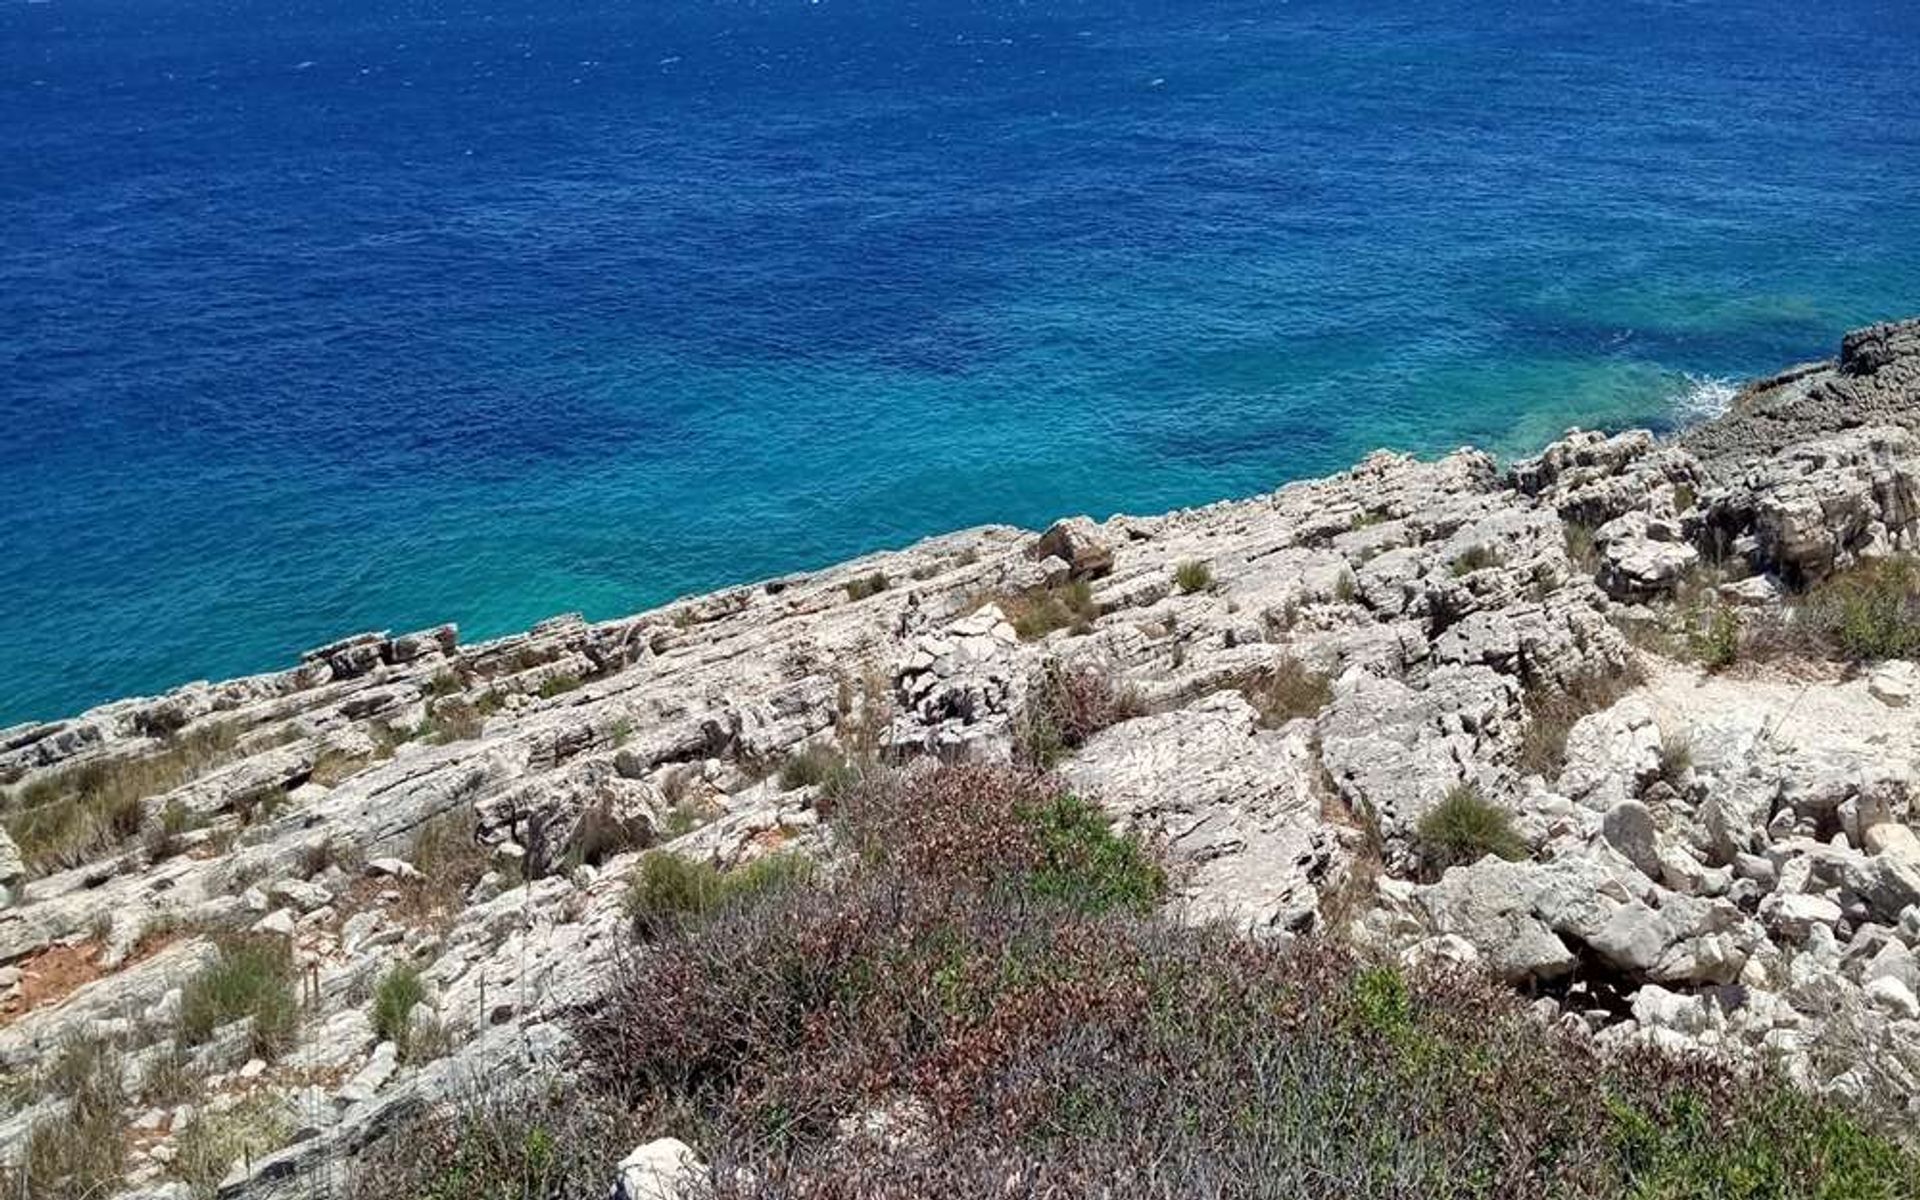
[
  {"xmin": 1333, "ymin": 570, "xmax": 1358, "ymax": 603},
  {"xmin": 1656, "ymin": 730, "xmax": 1693, "ymax": 790},
  {"xmin": 1687, "ymin": 602, "xmax": 1741, "ymax": 671},
  {"xmin": 1451, "ymin": 544, "xmax": 1505, "ymax": 576},
  {"xmin": 3, "ymin": 1035, "xmax": 127, "ymax": 1200},
  {"xmin": 348, "ymin": 1087, "xmax": 630, "ymax": 1200},
  {"xmin": 1515, "ymin": 665, "xmax": 1646, "ymax": 781},
  {"xmin": 537, "ymin": 673, "xmax": 583, "ymax": 700},
  {"xmin": 1015, "ymin": 659, "xmax": 1147, "ymax": 769},
  {"xmin": 845, "ymin": 571, "xmax": 891, "ymax": 601},
  {"xmin": 2, "ymin": 723, "xmax": 247, "ymax": 876},
  {"xmin": 422, "ymin": 698, "xmax": 487, "ymax": 742},
  {"xmin": 1564, "ymin": 521, "xmax": 1599, "ymax": 573},
  {"xmin": 777, "ymin": 744, "xmax": 861, "ymax": 797},
  {"xmin": 400, "ymin": 808, "xmax": 494, "ymax": 922},
  {"xmin": 1415, "ymin": 784, "xmax": 1527, "ymax": 877},
  {"xmin": 144, "ymin": 797, "xmax": 202, "ymax": 863},
  {"xmin": 994, "ymin": 580, "xmax": 1103, "ymax": 641},
  {"xmin": 309, "ymin": 746, "xmax": 373, "ymax": 788},
  {"xmin": 229, "ymin": 782, "xmax": 289, "ymax": 826},
  {"xmin": 171, "ymin": 1091, "xmax": 292, "ymax": 1199},
  {"xmin": 1236, "ymin": 655, "xmax": 1334, "ymax": 727},
  {"xmin": 1174, "ymin": 559, "xmax": 1213, "ymax": 594},
  {"xmin": 136, "ymin": 1044, "xmax": 202, "ymax": 1108},
  {"xmin": 177, "ymin": 933, "xmax": 300, "ymax": 1060},
  {"xmin": 372, "ymin": 962, "xmax": 428, "ymax": 1051}
]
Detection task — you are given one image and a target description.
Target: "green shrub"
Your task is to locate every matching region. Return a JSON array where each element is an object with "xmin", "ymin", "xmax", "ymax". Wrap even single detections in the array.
[
  {"xmin": 1333, "ymin": 571, "xmax": 1358, "ymax": 603},
  {"xmin": 1802, "ymin": 557, "xmax": 1920, "ymax": 662},
  {"xmin": 622, "ymin": 850, "xmax": 813, "ymax": 936},
  {"xmin": 1687, "ymin": 604, "xmax": 1741, "ymax": 671},
  {"xmin": 536, "ymin": 673, "xmax": 582, "ymax": 699},
  {"xmin": 1173, "ymin": 560, "xmax": 1213, "ymax": 594},
  {"xmin": 1415, "ymin": 784, "xmax": 1527, "ymax": 876},
  {"xmin": 845, "ymin": 571, "xmax": 891, "ymax": 601},
  {"xmin": 372, "ymin": 963, "xmax": 427, "ymax": 1050},
  {"xmin": 777, "ymin": 745, "xmax": 860, "ymax": 796},
  {"xmin": 177, "ymin": 934, "xmax": 300, "ymax": 1059},
  {"xmin": 1018, "ymin": 792, "xmax": 1165, "ymax": 916}
]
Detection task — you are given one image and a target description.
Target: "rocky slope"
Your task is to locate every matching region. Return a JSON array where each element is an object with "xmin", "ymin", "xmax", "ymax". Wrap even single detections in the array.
[{"xmin": 2, "ymin": 318, "xmax": 1918, "ymax": 1199}]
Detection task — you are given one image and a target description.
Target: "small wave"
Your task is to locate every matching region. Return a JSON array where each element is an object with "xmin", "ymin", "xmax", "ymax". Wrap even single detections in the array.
[{"xmin": 1670, "ymin": 373, "xmax": 1738, "ymax": 423}]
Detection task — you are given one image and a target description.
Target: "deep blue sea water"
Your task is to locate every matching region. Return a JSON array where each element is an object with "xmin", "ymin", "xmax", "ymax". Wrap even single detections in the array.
[{"xmin": 4, "ymin": 0, "xmax": 1919, "ymax": 725}]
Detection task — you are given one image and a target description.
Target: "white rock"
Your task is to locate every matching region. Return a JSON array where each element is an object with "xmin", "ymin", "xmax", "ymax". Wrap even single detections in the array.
[
  {"xmin": 1868, "ymin": 662, "xmax": 1915, "ymax": 709},
  {"xmin": 251, "ymin": 909, "xmax": 297, "ymax": 937},
  {"xmin": 611, "ymin": 1137, "xmax": 706, "ymax": 1200},
  {"xmin": 1866, "ymin": 976, "xmax": 1920, "ymax": 1020},
  {"xmin": 1762, "ymin": 892, "xmax": 1843, "ymax": 942}
]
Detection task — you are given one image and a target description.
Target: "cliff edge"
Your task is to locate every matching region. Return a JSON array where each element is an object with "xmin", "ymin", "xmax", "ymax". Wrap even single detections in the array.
[{"xmin": 0, "ymin": 319, "xmax": 1917, "ymax": 1198}]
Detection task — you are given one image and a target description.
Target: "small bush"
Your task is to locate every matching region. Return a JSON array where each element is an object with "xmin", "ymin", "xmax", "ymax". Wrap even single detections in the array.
[
  {"xmin": 1015, "ymin": 660, "xmax": 1146, "ymax": 769},
  {"xmin": 996, "ymin": 581, "xmax": 1102, "ymax": 641},
  {"xmin": 1656, "ymin": 731, "xmax": 1692, "ymax": 790},
  {"xmin": 177, "ymin": 934, "xmax": 300, "ymax": 1060},
  {"xmin": 537, "ymin": 673, "xmax": 583, "ymax": 700},
  {"xmin": 1237, "ymin": 656, "xmax": 1334, "ymax": 726},
  {"xmin": 1687, "ymin": 603, "xmax": 1741, "ymax": 671},
  {"xmin": 1451, "ymin": 544, "xmax": 1504, "ymax": 576},
  {"xmin": 845, "ymin": 571, "xmax": 891, "ymax": 602},
  {"xmin": 1019, "ymin": 791, "xmax": 1165, "ymax": 916},
  {"xmin": 1802, "ymin": 557, "xmax": 1920, "ymax": 662},
  {"xmin": 1415, "ymin": 784, "xmax": 1527, "ymax": 876},
  {"xmin": 1173, "ymin": 560, "xmax": 1213, "ymax": 594},
  {"xmin": 1333, "ymin": 571, "xmax": 1358, "ymax": 603},
  {"xmin": 372, "ymin": 963, "xmax": 427, "ymax": 1050},
  {"xmin": 622, "ymin": 850, "xmax": 813, "ymax": 937},
  {"xmin": 777, "ymin": 745, "xmax": 860, "ymax": 796}
]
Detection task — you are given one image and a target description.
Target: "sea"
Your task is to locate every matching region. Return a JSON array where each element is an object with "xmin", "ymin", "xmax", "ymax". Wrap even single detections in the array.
[{"xmin": 4, "ymin": 0, "xmax": 1918, "ymax": 725}]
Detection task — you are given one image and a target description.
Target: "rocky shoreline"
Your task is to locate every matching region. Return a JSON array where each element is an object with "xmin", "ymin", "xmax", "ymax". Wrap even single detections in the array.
[{"xmin": 2, "ymin": 318, "xmax": 1918, "ymax": 1198}]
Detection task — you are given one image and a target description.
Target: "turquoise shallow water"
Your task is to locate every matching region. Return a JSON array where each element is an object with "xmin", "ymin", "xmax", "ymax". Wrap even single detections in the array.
[{"xmin": 3, "ymin": 0, "xmax": 1919, "ymax": 725}]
